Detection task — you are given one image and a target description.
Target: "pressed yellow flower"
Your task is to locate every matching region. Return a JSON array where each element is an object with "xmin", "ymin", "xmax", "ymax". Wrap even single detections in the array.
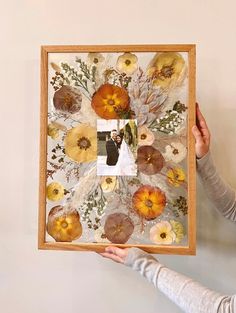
[
  {"xmin": 48, "ymin": 122, "xmax": 67, "ymax": 140},
  {"xmin": 170, "ymin": 220, "xmax": 185, "ymax": 243},
  {"xmin": 147, "ymin": 52, "xmax": 185, "ymax": 89},
  {"xmin": 167, "ymin": 167, "xmax": 186, "ymax": 187},
  {"xmin": 48, "ymin": 124, "xmax": 59, "ymax": 139},
  {"xmin": 101, "ymin": 176, "xmax": 119, "ymax": 193},
  {"xmin": 150, "ymin": 221, "xmax": 176, "ymax": 244},
  {"xmin": 138, "ymin": 125, "xmax": 155, "ymax": 146},
  {"xmin": 64, "ymin": 124, "xmax": 97, "ymax": 163},
  {"xmin": 46, "ymin": 182, "xmax": 65, "ymax": 201},
  {"xmin": 116, "ymin": 52, "xmax": 138, "ymax": 75}
]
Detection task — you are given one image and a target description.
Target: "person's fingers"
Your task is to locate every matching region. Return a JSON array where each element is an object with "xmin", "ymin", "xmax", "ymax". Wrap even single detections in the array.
[
  {"xmin": 196, "ymin": 105, "xmax": 211, "ymax": 140},
  {"xmin": 192, "ymin": 125, "xmax": 204, "ymax": 144},
  {"xmin": 100, "ymin": 252, "xmax": 124, "ymax": 263},
  {"xmin": 105, "ymin": 246, "xmax": 127, "ymax": 259},
  {"xmin": 196, "ymin": 106, "xmax": 209, "ymax": 130}
]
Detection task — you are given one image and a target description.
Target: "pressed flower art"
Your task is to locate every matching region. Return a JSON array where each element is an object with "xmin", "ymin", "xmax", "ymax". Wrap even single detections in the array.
[{"xmin": 39, "ymin": 45, "xmax": 196, "ymax": 255}]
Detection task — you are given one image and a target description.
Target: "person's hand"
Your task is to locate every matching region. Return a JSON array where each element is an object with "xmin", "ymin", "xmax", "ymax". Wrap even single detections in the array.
[
  {"xmin": 100, "ymin": 246, "xmax": 128, "ymax": 264},
  {"xmin": 192, "ymin": 103, "xmax": 210, "ymax": 159}
]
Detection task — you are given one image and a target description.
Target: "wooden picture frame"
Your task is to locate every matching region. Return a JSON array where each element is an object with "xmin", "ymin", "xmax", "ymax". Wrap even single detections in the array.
[{"xmin": 39, "ymin": 45, "xmax": 196, "ymax": 254}]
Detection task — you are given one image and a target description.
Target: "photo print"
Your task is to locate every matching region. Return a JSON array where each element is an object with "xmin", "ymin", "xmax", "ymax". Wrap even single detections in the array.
[{"xmin": 97, "ymin": 119, "xmax": 137, "ymax": 176}]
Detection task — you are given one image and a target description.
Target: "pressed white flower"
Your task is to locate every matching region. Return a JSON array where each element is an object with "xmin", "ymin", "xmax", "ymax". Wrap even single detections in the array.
[
  {"xmin": 87, "ymin": 53, "xmax": 105, "ymax": 67},
  {"xmin": 164, "ymin": 142, "xmax": 187, "ymax": 163},
  {"xmin": 116, "ymin": 52, "xmax": 138, "ymax": 75},
  {"xmin": 138, "ymin": 125, "xmax": 155, "ymax": 146},
  {"xmin": 150, "ymin": 221, "xmax": 176, "ymax": 244}
]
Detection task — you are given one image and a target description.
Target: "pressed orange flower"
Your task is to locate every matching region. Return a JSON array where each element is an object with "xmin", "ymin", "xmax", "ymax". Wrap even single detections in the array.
[
  {"xmin": 137, "ymin": 145, "xmax": 165, "ymax": 175},
  {"xmin": 64, "ymin": 124, "xmax": 97, "ymax": 163},
  {"xmin": 147, "ymin": 52, "xmax": 185, "ymax": 89},
  {"xmin": 91, "ymin": 83, "xmax": 130, "ymax": 119},
  {"xmin": 47, "ymin": 206, "xmax": 82, "ymax": 242},
  {"xmin": 167, "ymin": 167, "xmax": 186, "ymax": 187},
  {"xmin": 132, "ymin": 185, "xmax": 166, "ymax": 220}
]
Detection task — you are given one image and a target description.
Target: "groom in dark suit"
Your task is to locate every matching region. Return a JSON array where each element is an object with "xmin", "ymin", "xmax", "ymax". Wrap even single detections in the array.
[{"xmin": 106, "ymin": 130, "xmax": 119, "ymax": 165}]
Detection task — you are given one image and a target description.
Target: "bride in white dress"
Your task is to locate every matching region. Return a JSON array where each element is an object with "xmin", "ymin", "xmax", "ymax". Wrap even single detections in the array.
[{"xmin": 113, "ymin": 135, "xmax": 137, "ymax": 176}]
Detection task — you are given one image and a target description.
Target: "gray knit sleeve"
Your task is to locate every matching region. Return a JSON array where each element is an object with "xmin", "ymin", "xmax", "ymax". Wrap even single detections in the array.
[
  {"xmin": 125, "ymin": 248, "xmax": 236, "ymax": 313},
  {"xmin": 197, "ymin": 151, "xmax": 236, "ymax": 222}
]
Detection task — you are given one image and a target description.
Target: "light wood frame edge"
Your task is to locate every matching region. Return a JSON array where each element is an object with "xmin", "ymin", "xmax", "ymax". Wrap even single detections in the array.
[{"xmin": 39, "ymin": 44, "xmax": 196, "ymax": 255}]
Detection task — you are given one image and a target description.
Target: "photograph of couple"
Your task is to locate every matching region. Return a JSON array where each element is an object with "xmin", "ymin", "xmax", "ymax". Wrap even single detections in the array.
[{"xmin": 97, "ymin": 119, "xmax": 137, "ymax": 176}]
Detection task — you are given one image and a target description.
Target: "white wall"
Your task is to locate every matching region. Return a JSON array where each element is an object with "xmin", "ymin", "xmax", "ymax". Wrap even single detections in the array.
[{"xmin": 1, "ymin": 1, "xmax": 236, "ymax": 312}]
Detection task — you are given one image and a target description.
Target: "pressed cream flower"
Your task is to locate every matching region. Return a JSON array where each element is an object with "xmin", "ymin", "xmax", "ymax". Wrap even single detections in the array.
[
  {"xmin": 46, "ymin": 182, "xmax": 65, "ymax": 201},
  {"xmin": 87, "ymin": 52, "xmax": 105, "ymax": 67},
  {"xmin": 150, "ymin": 221, "xmax": 176, "ymax": 244},
  {"xmin": 101, "ymin": 176, "xmax": 119, "ymax": 193},
  {"xmin": 64, "ymin": 124, "xmax": 97, "ymax": 163},
  {"xmin": 167, "ymin": 167, "xmax": 186, "ymax": 187},
  {"xmin": 116, "ymin": 52, "xmax": 138, "ymax": 75},
  {"xmin": 147, "ymin": 52, "xmax": 186, "ymax": 89},
  {"xmin": 138, "ymin": 126, "xmax": 155, "ymax": 146},
  {"xmin": 164, "ymin": 142, "xmax": 187, "ymax": 163}
]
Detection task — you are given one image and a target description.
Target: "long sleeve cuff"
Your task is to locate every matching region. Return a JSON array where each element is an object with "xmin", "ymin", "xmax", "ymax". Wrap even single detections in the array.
[{"xmin": 124, "ymin": 248, "xmax": 164, "ymax": 287}]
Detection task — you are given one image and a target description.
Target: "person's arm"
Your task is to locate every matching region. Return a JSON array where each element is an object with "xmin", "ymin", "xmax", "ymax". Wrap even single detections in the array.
[
  {"xmin": 192, "ymin": 104, "xmax": 236, "ymax": 222},
  {"xmin": 197, "ymin": 152, "xmax": 236, "ymax": 222},
  {"xmin": 101, "ymin": 247, "xmax": 236, "ymax": 313}
]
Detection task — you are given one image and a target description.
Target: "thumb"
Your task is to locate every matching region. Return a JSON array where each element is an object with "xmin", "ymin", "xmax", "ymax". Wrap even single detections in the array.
[{"xmin": 105, "ymin": 246, "xmax": 127, "ymax": 258}]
